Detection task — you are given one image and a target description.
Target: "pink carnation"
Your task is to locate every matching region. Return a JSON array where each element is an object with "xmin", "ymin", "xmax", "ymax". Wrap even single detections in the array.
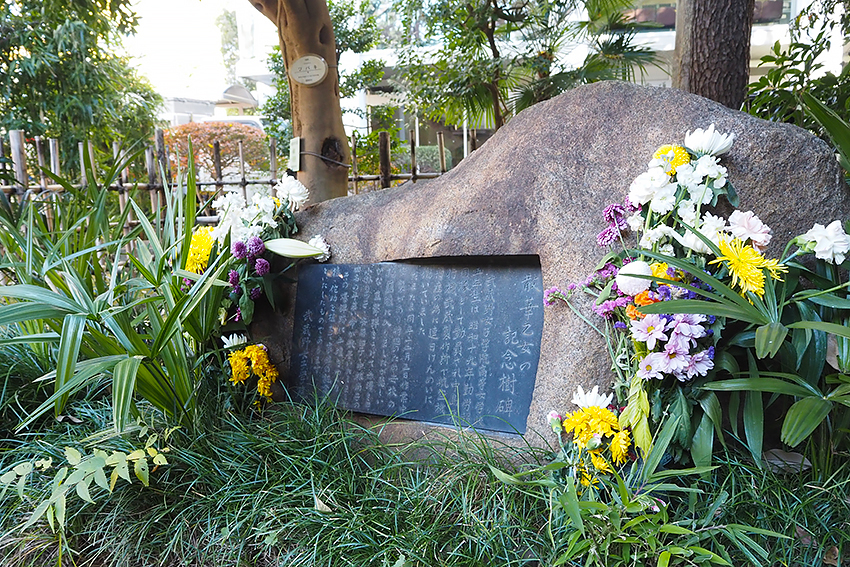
[{"xmin": 728, "ymin": 210, "xmax": 772, "ymax": 252}]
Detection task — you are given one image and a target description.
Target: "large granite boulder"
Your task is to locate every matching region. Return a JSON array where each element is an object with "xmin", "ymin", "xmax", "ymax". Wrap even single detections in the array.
[{"xmin": 256, "ymin": 81, "xmax": 849, "ymax": 444}]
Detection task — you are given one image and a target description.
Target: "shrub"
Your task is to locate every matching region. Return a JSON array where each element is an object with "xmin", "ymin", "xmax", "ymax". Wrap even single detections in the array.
[{"xmin": 163, "ymin": 122, "xmax": 270, "ymax": 177}]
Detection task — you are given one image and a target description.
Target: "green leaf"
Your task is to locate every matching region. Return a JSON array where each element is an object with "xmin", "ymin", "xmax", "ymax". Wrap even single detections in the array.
[
  {"xmin": 643, "ymin": 416, "xmax": 680, "ymax": 481},
  {"xmin": 64, "ymin": 447, "xmax": 82, "ymax": 466},
  {"xmin": 264, "ymin": 238, "xmax": 325, "ymax": 258},
  {"xmin": 55, "ymin": 313, "xmax": 88, "ymax": 416},
  {"xmin": 488, "ymin": 465, "xmax": 521, "ymax": 485},
  {"xmin": 787, "ymin": 320, "xmax": 850, "ymax": 339},
  {"xmin": 801, "ymin": 91, "xmax": 850, "ymax": 167},
  {"xmin": 744, "ymin": 390, "xmax": 763, "ymax": 466},
  {"xmin": 0, "ymin": 333, "xmax": 60, "ymax": 346},
  {"xmin": 657, "ymin": 550, "xmax": 671, "ymax": 567},
  {"xmin": 0, "ymin": 284, "xmax": 84, "ymax": 314},
  {"xmin": 701, "ymin": 378, "xmax": 814, "ymax": 398},
  {"xmin": 134, "ymin": 457, "xmax": 149, "ymax": 487},
  {"xmin": 75, "ymin": 478, "xmax": 95, "ymax": 504},
  {"xmin": 690, "ymin": 412, "xmax": 714, "ymax": 468},
  {"xmin": 0, "ymin": 303, "xmax": 76, "ymax": 326},
  {"xmin": 112, "ymin": 356, "xmax": 143, "ymax": 433},
  {"xmin": 562, "ymin": 477, "xmax": 584, "ymax": 536},
  {"xmin": 755, "ymin": 322, "xmax": 787, "ymax": 359},
  {"xmin": 658, "ymin": 525, "xmax": 695, "ymax": 535},
  {"xmin": 781, "ymin": 397, "xmax": 833, "ymax": 447}
]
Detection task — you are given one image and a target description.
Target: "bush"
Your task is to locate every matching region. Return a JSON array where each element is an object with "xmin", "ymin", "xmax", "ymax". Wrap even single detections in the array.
[{"xmin": 163, "ymin": 122, "xmax": 270, "ymax": 177}]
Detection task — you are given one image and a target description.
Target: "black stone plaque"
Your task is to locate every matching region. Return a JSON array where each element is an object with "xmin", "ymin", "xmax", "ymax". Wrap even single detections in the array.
[{"xmin": 289, "ymin": 256, "xmax": 543, "ymax": 433}]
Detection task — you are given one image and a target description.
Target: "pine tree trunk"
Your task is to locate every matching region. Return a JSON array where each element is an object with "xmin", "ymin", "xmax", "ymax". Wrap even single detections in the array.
[
  {"xmin": 673, "ymin": 0, "xmax": 756, "ymax": 109},
  {"xmin": 250, "ymin": 0, "xmax": 350, "ymax": 203}
]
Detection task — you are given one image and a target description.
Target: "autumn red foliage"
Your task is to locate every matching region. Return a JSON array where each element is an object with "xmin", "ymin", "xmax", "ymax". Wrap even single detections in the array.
[{"xmin": 163, "ymin": 122, "xmax": 270, "ymax": 176}]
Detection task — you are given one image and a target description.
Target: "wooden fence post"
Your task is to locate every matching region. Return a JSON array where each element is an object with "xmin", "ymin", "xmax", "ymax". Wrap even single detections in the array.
[
  {"xmin": 78, "ymin": 142, "xmax": 87, "ymax": 187},
  {"xmin": 145, "ymin": 146, "xmax": 159, "ymax": 212},
  {"xmin": 470, "ymin": 129, "xmax": 478, "ymax": 152},
  {"xmin": 437, "ymin": 131, "xmax": 447, "ymax": 174},
  {"xmin": 379, "ymin": 131, "xmax": 391, "ymax": 189},
  {"xmin": 351, "ymin": 131, "xmax": 359, "ymax": 194},
  {"xmin": 409, "ymin": 129, "xmax": 418, "ymax": 183},
  {"xmin": 9, "ymin": 130, "xmax": 28, "ymax": 193},
  {"xmin": 154, "ymin": 128, "xmax": 170, "ymax": 186}
]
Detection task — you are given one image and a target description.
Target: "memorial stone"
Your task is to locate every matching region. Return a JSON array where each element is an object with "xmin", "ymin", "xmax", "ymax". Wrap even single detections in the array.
[{"xmin": 290, "ymin": 257, "xmax": 543, "ymax": 433}]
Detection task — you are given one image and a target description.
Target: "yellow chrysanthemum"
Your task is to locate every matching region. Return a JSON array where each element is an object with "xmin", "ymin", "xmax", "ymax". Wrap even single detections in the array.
[
  {"xmin": 228, "ymin": 350, "xmax": 251, "ymax": 385},
  {"xmin": 562, "ymin": 406, "xmax": 621, "ymax": 447},
  {"xmin": 228, "ymin": 345, "xmax": 279, "ymax": 400},
  {"xmin": 650, "ymin": 262, "xmax": 669, "ymax": 279},
  {"xmin": 709, "ymin": 238, "xmax": 787, "ymax": 298},
  {"xmin": 653, "ymin": 144, "xmax": 690, "ymax": 175},
  {"xmin": 578, "ymin": 464, "xmax": 599, "ymax": 488},
  {"xmin": 589, "ymin": 451, "xmax": 613, "ymax": 474},
  {"xmin": 610, "ymin": 429, "xmax": 632, "ymax": 465},
  {"xmin": 186, "ymin": 227, "xmax": 215, "ymax": 274}
]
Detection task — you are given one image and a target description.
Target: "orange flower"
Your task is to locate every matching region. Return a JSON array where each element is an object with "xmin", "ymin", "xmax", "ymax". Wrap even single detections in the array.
[
  {"xmin": 633, "ymin": 291, "xmax": 658, "ymax": 307},
  {"xmin": 626, "ymin": 304, "xmax": 645, "ymax": 320}
]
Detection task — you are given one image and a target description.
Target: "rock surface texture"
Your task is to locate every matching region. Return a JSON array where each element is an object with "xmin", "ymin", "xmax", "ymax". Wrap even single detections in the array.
[{"xmin": 255, "ymin": 81, "xmax": 850, "ymax": 445}]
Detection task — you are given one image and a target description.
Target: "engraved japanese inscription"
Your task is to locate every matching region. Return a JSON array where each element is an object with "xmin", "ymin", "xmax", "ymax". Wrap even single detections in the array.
[{"xmin": 290, "ymin": 256, "xmax": 543, "ymax": 433}]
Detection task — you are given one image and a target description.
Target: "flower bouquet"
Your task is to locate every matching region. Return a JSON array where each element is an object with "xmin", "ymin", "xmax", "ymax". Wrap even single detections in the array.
[{"xmin": 546, "ymin": 125, "xmax": 850, "ymax": 465}]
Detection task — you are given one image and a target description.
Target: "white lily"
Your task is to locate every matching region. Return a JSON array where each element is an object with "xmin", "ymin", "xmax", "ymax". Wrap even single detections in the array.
[
  {"xmin": 571, "ymin": 385, "xmax": 614, "ymax": 409},
  {"xmin": 222, "ymin": 333, "xmax": 248, "ymax": 349},
  {"xmin": 684, "ymin": 124, "xmax": 735, "ymax": 157}
]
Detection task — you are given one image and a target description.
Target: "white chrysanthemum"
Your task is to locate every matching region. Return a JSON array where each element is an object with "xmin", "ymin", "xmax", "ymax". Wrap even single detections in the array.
[
  {"xmin": 674, "ymin": 162, "xmax": 700, "ymax": 189},
  {"xmin": 694, "ymin": 155, "xmax": 727, "ymax": 184},
  {"xmin": 677, "ymin": 200, "xmax": 698, "ymax": 225},
  {"xmin": 616, "ymin": 260, "xmax": 653, "ymax": 295},
  {"xmin": 222, "ymin": 334, "xmax": 247, "ymax": 349},
  {"xmin": 801, "ymin": 220, "xmax": 850, "ymax": 264},
  {"xmin": 685, "ymin": 124, "xmax": 735, "ymax": 156},
  {"xmin": 687, "ymin": 183, "xmax": 713, "ymax": 206},
  {"xmin": 275, "ymin": 177, "xmax": 310, "ymax": 211},
  {"xmin": 649, "ymin": 184, "xmax": 678, "ymax": 214},
  {"xmin": 674, "ymin": 213, "xmax": 726, "ymax": 254},
  {"xmin": 639, "ymin": 226, "xmax": 676, "ymax": 249},
  {"xmin": 627, "ymin": 212, "xmax": 645, "ymax": 232},
  {"xmin": 571, "ymin": 385, "xmax": 614, "ymax": 409},
  {"xmin": 308, "ymin": 235, "xmax": 331, "ymax": 262},
  {"xmin": 252, "ymin": 191, "xmax": 277, "ymax": 227},
  {"xmin": 659, "ymin": 243, "xmax": 675, "ymax": 256},
  {"xmin": 628, "ymin": 167, "xmax": 672, "ymax": 205}
]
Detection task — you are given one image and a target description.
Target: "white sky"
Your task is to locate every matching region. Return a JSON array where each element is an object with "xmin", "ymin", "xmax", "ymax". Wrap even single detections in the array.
[{"xmin": 123, "ymin": 0, "xmax": 236, "ymax": 100}]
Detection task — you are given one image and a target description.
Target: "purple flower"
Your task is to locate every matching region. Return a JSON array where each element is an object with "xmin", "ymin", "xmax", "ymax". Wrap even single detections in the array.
[
  {"xmin": 637, "ymin": 352, "xmax": 666, "ymax": 380},
  {"xmin": 596, "ymin": 226, "xmax": 620, "ymax": 247},
  {"xmin": 255, "ymin": 258, "xmax": 270, "ymax": 276},
  {"xmin": 228, "ymin": 269, "xmax": 239, "ymax": 287},
  {"xmin": 624, "ymin": 197, "xmax": 640, "ymax": 212},
  {"xmin": 544, "ymin": 286, "xmax": 565, "ymax": 306},
  {"xmin": 603, "ymin": 203, "xmax": 629, "ymax": 230},
  {"xmin": 681, "ymin": 349, "xmax": 715, "ymax": 381},
  {"xmin": 234, "ymin": 308, "xmax": 242, "ymax": 322},
  {"xmin": 231, "ymin": 241, "xmax": 248, "ymax": 259},
  {"xmin": 246, "ymin": 236, "xmax": 265, "ymax": 257},
  {"xmin": 657, "ymin": 285, "xmax": 672, "ymax": 301},
  {"xmin": 614, "ymin": 321, "xmax": 627, "ymax": 330},
  {"xmin": 630, "ymin": 314, "xmax": 669, "ymax": 350},
  {"xmin": 249, "ymin": 287, "xmax": 262, "ymax": 300}
]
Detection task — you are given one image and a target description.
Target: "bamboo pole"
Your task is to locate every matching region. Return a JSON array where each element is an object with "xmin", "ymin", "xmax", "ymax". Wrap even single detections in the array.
[
  {"xmin": 238, "ymin": 140, "xmax": 247, "ymax": 200},
  {"xmin": 34, "ymin": 136, "xmax": 47, "ymax": 190},
  {"xmin": 113, "ymin": 141, "xmax": 130, "ymax": 237},
  {"xmin": 379, "ymin": 131, "xmax": 391, "ymax": 189},
  {"xmin": 269, "ymin": 138, "xmax": 278, "ymax": 195},
  {"xmin": 49, "ymin": 139, "xmax": 60, "ymax": 177},
  {"xmin": 9, "ymin": 130, "xmax": 28, "ymax": 194}
]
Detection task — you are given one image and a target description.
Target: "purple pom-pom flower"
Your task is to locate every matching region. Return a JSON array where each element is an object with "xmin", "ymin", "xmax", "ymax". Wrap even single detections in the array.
[
  {"xmin": 250, "ymin": 287, "xmax": 262, "ymax": 300},
  {"xmin": 255, "ymin": 258, "xmax": 270, "ymax": 276},
  {"xmin": 246, "ymin": 236, "xmax": 265, "ymax": 257},
  {"xmin": 228, "ymin": 269, "xmax": 239, "ymax": 287},
  {"xmin": 231, "ymin": 241, "xmax": 248, "ymax": 259}
]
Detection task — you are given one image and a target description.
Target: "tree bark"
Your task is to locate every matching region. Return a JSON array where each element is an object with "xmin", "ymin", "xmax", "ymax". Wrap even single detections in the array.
[
  {"xmin": 250, "ymin": 0, "xmax": 350, "ymax": 203},
  {"xmin": 673, "ymin": 0, "xmax": 756, "ymax": 109}
]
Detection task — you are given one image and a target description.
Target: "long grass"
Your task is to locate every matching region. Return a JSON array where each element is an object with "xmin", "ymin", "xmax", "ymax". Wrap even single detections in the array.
[
  {"xmin": 0, "ymin": 383, "xmax": 553, "ymax": 567},
  {"xmin": 676, "ymin": 450, "xmax": 850, "ymax": 566}
]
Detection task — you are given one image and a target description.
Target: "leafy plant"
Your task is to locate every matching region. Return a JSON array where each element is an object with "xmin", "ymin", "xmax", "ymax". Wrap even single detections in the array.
[{"xmin": 492, "ymin": 417, "xmax": 783, "ymax": 566}]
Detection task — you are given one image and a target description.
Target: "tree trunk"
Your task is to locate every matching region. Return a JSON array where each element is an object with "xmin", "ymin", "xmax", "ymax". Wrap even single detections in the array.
[
  {"xmin": 250, "ymin": 0, "xmax": 350, "ymax": 203},
  {"xmin": 673, "ymin": 0, "xmax": 755, "ymax": 109}
]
